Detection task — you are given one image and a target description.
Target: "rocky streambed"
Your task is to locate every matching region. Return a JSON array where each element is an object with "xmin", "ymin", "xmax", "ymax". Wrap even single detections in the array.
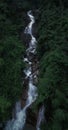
[{"xmin": 20, "ymin": 10, "xmax": 39, "ymax": 130}]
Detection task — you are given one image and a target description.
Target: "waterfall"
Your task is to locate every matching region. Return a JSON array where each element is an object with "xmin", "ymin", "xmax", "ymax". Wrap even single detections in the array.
[
  {"xmin": 5, "ymin": 10, "xmax": 38, "ymax": 130},
  {"xmin": 36, "ymin": 105, "xmax": 45, "ymax": 130}
]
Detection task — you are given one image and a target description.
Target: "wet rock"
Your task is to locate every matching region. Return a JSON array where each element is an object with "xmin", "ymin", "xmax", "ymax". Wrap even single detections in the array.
[
  {"xmin": 21, "ymin": 88, "xmax": 28, "ymax": 108},
  {"xmin": 20, "ymin": 10, "xmax": 39, "ymax": 129},
  {"xmin": 21, "ymin": 33, "xmax": 31, "ymax": 46},
  {"xmin": 32, "ymin": 23, "xmax": 37, "ymax": 37},
  {"xmin": 23, "ymin": 124, "xmax": 36, "ymax": 130},
  {"xmin": 0, "ymin": 123, "xmax": 5, "ymax": 130},
  {"xmin": 26, "ymin": 108, "xmax": 37, "ymax": 126}
]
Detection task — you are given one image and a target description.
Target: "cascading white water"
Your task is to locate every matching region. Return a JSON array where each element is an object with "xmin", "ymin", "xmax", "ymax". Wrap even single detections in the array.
[
  {"xmin": 36, "ymin": 105, "xmax": 45, "ymax": 130},
  {"xmin": 5, "ymin": 10, "xmax": 38, "ymax": 130},
  {"xmin": 23, "ymin": 10, "xmax": 38, "ymax": 109},
  {"xmin": 24, "ymin": 11, "xmax": 35, "ymax": 35}
]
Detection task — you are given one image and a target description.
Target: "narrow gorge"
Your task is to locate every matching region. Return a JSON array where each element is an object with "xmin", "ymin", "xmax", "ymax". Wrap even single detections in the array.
[
  {"xmin": 4, "ymin": 10, "xmax": 45, "ymax": 130},
  {"xmin": 0, "ymin": 1, "xmax": 68, "ymax": 130}
]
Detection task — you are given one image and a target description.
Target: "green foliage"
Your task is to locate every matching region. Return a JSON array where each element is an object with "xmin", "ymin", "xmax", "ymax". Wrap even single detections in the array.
[
  {"xmin": 0, "ymin": 96, "xmax": 11, "ymax": 121},
  {"xmin": 36, "ymin": 0, "xmax": 68, "ymax": 130},
  {"xmin": 0, "ymin": 0, "xmax": 25, "ymax": 122}
]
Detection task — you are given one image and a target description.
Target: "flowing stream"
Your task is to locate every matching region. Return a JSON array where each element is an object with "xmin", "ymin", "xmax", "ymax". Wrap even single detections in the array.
[
  {"xmin": 36, "ymin": 105, "xmax": 45, "ymax": 130},
  {"xmin": 5, "ymin": 10, "xmax": 45, "ymax": 130}
]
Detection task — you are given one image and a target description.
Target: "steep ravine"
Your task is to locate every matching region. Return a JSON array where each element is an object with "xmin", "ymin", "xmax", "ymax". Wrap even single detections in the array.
[
  {"xmin": 21, "ymin": 10, "xmax": 45, "ymax": 130},
  {"xmin": 4, "ymin": 10, "xmax": 45, "ymax": 130}
]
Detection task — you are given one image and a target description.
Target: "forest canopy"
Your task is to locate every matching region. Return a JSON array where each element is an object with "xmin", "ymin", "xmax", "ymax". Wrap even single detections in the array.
[
  {"xmin": 36, "ymin": 0, "xmax": 68, "ymax": 129},
  {"xmin": 0, "ymin": 0, "xmax": 68, "ymax": 130},
  {"xmin": 0, "ymin": 0, "xmax": 25, "ymax": 122}
]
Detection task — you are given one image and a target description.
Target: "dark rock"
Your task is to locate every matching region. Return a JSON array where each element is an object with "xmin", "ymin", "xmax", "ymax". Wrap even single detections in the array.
[
  {"xmin": 23, "ymin": 124, "xmax": 36, "ymax": 130},
  {"xmin": 20, "ymin": 10, "xmax": 39, "ymax": 128},
  {"xmin": 26, "ymin": 108, "xmax": 37, "ymax": 126},
  {"xmin": 0, "ymin": 122, "xmax": 5, "ymax": 130},
  {"xmin": 21, "ymin": 88, "xmax": 28, "ymax": 108},
  {"xmin": 21, "ymin": 33, "xmax": 31, "ymax": 46}
]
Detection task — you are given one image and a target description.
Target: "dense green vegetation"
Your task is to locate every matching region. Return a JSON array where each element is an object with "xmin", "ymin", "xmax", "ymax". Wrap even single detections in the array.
[
  {"xmin": 0, "ymin": 0, "xmax": 68, "ymax": 130},
  {"xmin": 0, "ymin": 0, "xmax": 28, "ymax": 122},
  {"xmin": 36, "ymin": 0, "xmax": 68, "ymax": 129}
]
